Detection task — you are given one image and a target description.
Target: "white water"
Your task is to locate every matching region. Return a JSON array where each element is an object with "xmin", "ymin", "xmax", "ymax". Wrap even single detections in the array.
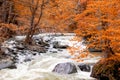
[{"xmin": 0, "ymin": 33, "xmax": 100, "ymax": 80}]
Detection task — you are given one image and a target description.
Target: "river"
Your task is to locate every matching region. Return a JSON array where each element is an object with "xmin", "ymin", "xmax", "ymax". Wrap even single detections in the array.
[{"xmin": 0, "ymin": 33, "xmax": 101, "ymax": 80}]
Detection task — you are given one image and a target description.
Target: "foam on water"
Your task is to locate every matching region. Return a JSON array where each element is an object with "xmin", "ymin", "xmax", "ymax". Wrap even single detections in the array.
[
  {"xmin": 0, "ymin": 55, "xmax": 98, "ymax": 80},
  {"xmin": 0, "ymin": 33, "xmax": 99, "ymax": 80}
]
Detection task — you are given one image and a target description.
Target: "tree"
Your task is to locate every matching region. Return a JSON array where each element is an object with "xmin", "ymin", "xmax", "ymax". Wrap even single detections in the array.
[
  {"xmin": 0, "ymin": 0, "xmax": 17, "ymax": 24},
  {"xmin": 13, "ymin": 0, "xmax": 81, "ymax": 41},
  {"xmin": 24, "ymin": 0, "xmax": 46, "ymax": 44},
  {"xmin": 74, "ymin": 0, "xmax": 120, "ymax": 57},
  {"xmin": 41, "ymin": 0, "xmax": 78, "ymax": 32},
  {"xmin": 13, "ymin": 0, "xmax": 48, "ymax": 44}
]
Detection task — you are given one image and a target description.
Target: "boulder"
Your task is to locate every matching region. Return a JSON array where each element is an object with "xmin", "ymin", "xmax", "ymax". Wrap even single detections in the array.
[
  {"xmin": 91, "ymin": 55, "xmax": 120, "ymax": 80},
  {"xmin": 78, "ymin": 63, "xmax": 91, "ymax": 72},
  {"xmin": 53, "ymin": 42, "xmax": 68, "ymax": 49},
  {"xmin": 52, "ymin": 62, "xmax": 77, "ymax": 74},
  {"xmin": 0, "ymin": 59, "xmax": 16, "ymax": 69}
]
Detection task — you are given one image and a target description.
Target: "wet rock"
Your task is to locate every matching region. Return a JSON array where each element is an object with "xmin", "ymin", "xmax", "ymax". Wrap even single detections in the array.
[
  {"xmin": 15, "ymin": 44, "xmax": 25, "ymax": 50},
  {"xmin": 52, "ymin": 62, "xmax": 77, "ymax": 74},
  {"xmin": 91, "ymin": 55, "xmax": 120, "ymax": 80},
  {"xmin": 0, "ymin": 59, "xmax": 16, "ymax": 69},
  {"xmin": 50, "ymin": 51, "xmax": 58, "ymax": 53},
  {"xmin": 24, "ymin": 58, "xmax": 31, "ymax": 62},
  {"xmin": 53, "ymin": 42, "xmax": 68, "ymax": 49},
  {"xmin": 1, "ymin": 37, "xmax": 47, "ymax": 64},
  {"xmin": 78, "ymin": 63, "xmax": 91, "ymax": 72},
  {"xmin": 27, "ymin": 45, "xmax": 47, "ymax": 53},
  {"xmin": 34, "ymin": 38, "xmax": 49, "ymax": 47},
  {"xmin": 58, "ymin": 49, "xmax": 63, "ymax": 51},
  {"xmin": 40, "ymin": 41, "xmax": 49, "ymax": 47},
  {"xmin": 53, "ymin": 42, "xmax": 59, "ymax": 48}
]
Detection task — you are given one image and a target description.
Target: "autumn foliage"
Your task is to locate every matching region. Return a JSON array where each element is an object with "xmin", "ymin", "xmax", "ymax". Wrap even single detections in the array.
[
  {"xmin": 0, "ymin": 0, "xmax": 120, "ymax": 59},
  {"xmin": 74, "ymin": 0, "xmax": 120, "ymax": 58},
  {"xmin": 0, "ymin": 23, "xmax": 16, "ymax": 42}
]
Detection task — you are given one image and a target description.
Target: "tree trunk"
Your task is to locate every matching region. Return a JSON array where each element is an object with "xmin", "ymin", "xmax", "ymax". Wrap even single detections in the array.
[
  {"xmin": 2, "ymin": 0, "xmax": 7, "ymax": 23},
  {"xmin": 24, "ymin": 0, "xmax": 45, "ymax": 45}
]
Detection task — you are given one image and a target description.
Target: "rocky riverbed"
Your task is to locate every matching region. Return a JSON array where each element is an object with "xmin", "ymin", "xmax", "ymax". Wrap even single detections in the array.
[{"xmin": 0, "ymin": 33, "xmax": 101, "ymax": 80}]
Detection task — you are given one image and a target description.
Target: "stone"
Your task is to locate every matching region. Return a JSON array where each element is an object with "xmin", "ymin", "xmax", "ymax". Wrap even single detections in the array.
[
  {"xmin": 91, "ymin": 55, "xmax": 120, "ymax": 80},
  {"xmin": 52, "ymin": 62, "xmax": 77, "ymax": 74},
  {"xmin": 50, "ymin": 51, "xmax": 58, "ymax": 53},
  {"xmin": 35, "ymin": 38, "xmax": 49, "ymax": 47},
  {"xmin": 53, "ymin": 42, "xmax": 68, "ymax": 49},
  {"xmin": 0, "ymin": 59, "xmax": 16, "ymax": 69},
  {"xmin": 78, "ymin": 63, "xmax": 91, "ymax": 72},
  {"xmin": 15, "ymin": 44, "xmax": 25, "ymax": 50},
  {"xmin": 24, "ymin": 58, "xmax": 31, "ymax": 62},
  {"xmin": 27, "ymin": 45, "xmax": 47, "ymax": 53},
  {"xmin": 58, "ymin": 49, "xmax": 63, "ymax": 51}
]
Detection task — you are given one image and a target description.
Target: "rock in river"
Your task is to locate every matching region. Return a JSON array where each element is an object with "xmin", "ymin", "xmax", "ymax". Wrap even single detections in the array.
[
  {"xmin": 52, "ymin": 62, "xmax": 77, "ymax": 74},
  {"xmin": 0, "ymin": 59, "xmax": 16, "ymax": 69},
  {"xmin": 78, "ymin": 63, "xmax": 91, "ymax": 72}
]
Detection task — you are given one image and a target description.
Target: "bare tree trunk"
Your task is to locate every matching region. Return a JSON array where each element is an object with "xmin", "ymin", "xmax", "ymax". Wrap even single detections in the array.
[
  {"xmin": 2, "ymin": 0, "xmax": 7, "ymax": 23},
  {"xmin": 24, "ymin": 8, "xmax": 36, "ymax": 44},
  {"xmin": 1, "ymin": 0, "xmax": 15, "ymax": 23},
  {"xmin": 25, "ymin": 0, "xmax": 45, "ymax": 45},
  {"xmin": 7, "ymin": 2, "xmax": 13, "ymax": 23}
]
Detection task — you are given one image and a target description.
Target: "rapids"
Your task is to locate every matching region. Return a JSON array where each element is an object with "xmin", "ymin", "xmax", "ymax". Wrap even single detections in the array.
[{"xmin": 0, "ymin": 33, "xmax": 100, "ymax": 80}]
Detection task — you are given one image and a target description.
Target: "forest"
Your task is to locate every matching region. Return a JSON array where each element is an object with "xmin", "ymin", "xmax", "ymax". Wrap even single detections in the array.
[{"xmin": 0, "ymin": 0, "xmax": 120, "ymax": 80}]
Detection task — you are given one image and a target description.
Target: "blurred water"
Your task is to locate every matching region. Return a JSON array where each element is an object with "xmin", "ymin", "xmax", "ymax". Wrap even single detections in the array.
[
  {"xmin": 0, "ymin": 54, "xmax": 99, "ymax": 80},
  {"xmin": 0, "ymin": 33, "xmax": 100, "ymax": 80}
]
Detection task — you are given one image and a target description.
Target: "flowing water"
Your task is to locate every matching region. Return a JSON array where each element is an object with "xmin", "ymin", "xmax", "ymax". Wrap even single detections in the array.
[{"xmin": 0, "ymin": 33, "xmax": 100, "ymax": 80}]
